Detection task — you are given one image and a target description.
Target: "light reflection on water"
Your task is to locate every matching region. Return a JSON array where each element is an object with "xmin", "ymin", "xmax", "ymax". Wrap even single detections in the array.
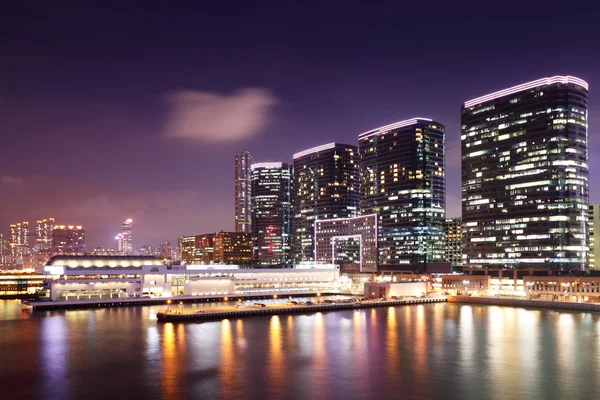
[{"xmin": 1, "ymin": 301, "xmax": 600, "ymax": 400}]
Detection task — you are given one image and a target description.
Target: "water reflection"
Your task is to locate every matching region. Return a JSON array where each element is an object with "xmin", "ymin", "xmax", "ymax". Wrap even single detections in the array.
[
  {"xmin": 162, "ymin": 322, "xmax": 184, "ymax": 399},
  {"xmin": 267, "ymin": 315, "xmax": 285, "ymax": 399},
  {"xmin": 2, "ymin": 301, "xmax": 600, "ymax": 400},
  {"xmin": 219, "ymin": 319, "xmax": 235, "ymax": 399},
  {"xmin": 40, "ymin": 316, "xmax": 68, "ymax": 399}
]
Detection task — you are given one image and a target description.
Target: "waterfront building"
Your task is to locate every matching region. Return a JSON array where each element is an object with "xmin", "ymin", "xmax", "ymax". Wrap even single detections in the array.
[
  {"xmin": 251, "ymin": 162, "xmax": 292, "ymax": 265},
  {"xmin": 444, "ymin": 217, "xmax": 462, "ymax": 269},
  {"xmin": 41, "ymin": 255, "xmax": 338, "ymax": 300},
  {"xmin": 461, "ymin": 76, "xmax": 589, "ymax": 270},
  {"xmin": 9, "ymin": 222, "xmax": 29, "ymax": 266},
  {"xmin": 524, "ymin": 276, "xmax": 600, "ymax": 302},
  {"xmin": 51, "ymin": 225, "xmax": 86, "ymax": 254},
  {"xmin": 292, "ymin": 143, "xmax": 359, "ymax": 263},
  {"xmin": 214, "ymin": 231, "xmax": 252, "ymax": 264},
  {"xmin": 116, "ymin": 218, "xmax": 133, "ymax": 255},
  {"xmin": 589, "ymin": 204, "xmax": 600, "ymax": 269},
  {"xmin": 235, "ymin": 151, "xmax": 253, "ymax": 233},
  {"xmin": 359, "ymin": 118, "xmax": 446, "ymax": 269},
  {"xmin": 314, "ymin": 214, "xmax": 378, "ymax": 273}
]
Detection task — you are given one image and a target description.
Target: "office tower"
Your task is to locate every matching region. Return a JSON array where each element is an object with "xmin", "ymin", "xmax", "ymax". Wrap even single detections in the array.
[
  {"xmin": 589, "ymin": 204, "xmax": 600, "ymax": 269},
  {"xmin": 461, "ymin": 76, "xmax": 589, "ymax": 270},
  {"xmin": 359, "ymin": 118, "xmax": 446, "ymax": 268},
  {"xmin": 9, "ymin": 222, "xmax": 29, "ymax": 266},
  {"xmin": 214, "ymin": 231, "xmax": 252, "ymax": 264},
  {"xmin": 36, "ymin": 218, "xmax": 55, "ymax": 252},
  {"xmin": 51, "ymin": 225, "xmax": 86, "ymax": 254},
  {"xmin": 444, "ymin": 217, "xmax": 462, "ymax": 269},
  {"xmin": 180, "ymin": 236, "xmax": 196, "ymax": 264},
  {"xmin": 251, "ymin": 162, "xmax": 292, "ymax": 265},
  {"xmin": 292, "ymin": 143, "xmax": 359, "ymax": 263},
  {"xmin": 117, "ymin": 218, "xmax": 133, "ymax": 255},
  {"xmin": 235, "ymin": 151, "xmax": 253, "ymax": 233},
  {"xmin": 195, "ymin": 234, "xmax": 215, "ymax": 264},
  {"xmin": 314, "ymin": 214, "xmax": 378, "ymax": 273}
]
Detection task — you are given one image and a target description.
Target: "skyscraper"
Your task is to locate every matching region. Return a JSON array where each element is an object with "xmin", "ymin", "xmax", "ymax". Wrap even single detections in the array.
[
  {"xmin": 235, "ymin": 151, "xmax": 253, "ymax": 233},
  {"xmin": 9, "ymin": 222, "xmax": 29, "ymax": 266},
  {"xmin": 36, "ymin": 218, "xmax": 55, "ymax": 252},
  {"xmin": 461, "ymin": 76, "xmax": 589, "ymax": 270},
  {"xmin": 359, "ymin": 118, "xmax": 446, "ymax": 268},
  {"xmin": 116, "ymin": 218, "xmax": 133, "ymax": 255},
  {"xmin": 251, "ymin": 162, "xmax": 292, "ymax": 265},
  {"xmin": 292, "ymin": 143, "xmax": 359, "ymax": 263}
]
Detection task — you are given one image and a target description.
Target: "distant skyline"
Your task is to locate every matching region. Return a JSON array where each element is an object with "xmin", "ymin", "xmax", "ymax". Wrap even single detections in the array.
[{"xmin": 1, "ymin": 1, "xmax": 599, "ymax": 248}]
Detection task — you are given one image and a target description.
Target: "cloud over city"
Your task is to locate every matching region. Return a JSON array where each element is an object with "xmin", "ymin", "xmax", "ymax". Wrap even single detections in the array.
[{"xmin": 163, "ymin": 88, "xmax": 278, "ymax": 142}]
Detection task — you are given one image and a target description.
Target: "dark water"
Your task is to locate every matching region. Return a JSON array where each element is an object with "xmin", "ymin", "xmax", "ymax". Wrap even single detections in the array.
[{"xmin": 1, "ymin": 299, "xmax": 600, "ymax": 400}]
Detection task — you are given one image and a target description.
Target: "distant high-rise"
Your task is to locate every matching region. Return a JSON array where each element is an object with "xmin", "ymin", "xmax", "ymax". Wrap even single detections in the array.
[
  {"xmin": 359, "ymin": 118, "xmax": 446, "ymax": 268},
  {"xmin": 461, "ymin": 76, "xmax": 589, "ymax": 270},
  {"xmin": 589, "ymin": 204, "xmax": 600, "ymax": 269},
  {"xmin": 51, "ymin": 225, "xmax": 85, "ymax": 254},
  {"xmin": 292, "ymin": 143, "xmax": 359, "ymax": 263},
  {"xmin": 9, "ymin": 222, "xmax": 29, "ymax": 266},
  {"xmin": 36, "ymin": 218, "xmax": 55, "ymax": 252},
  {"xmin": 444, "ymin": 217, "xmax": 462, "ymax": 269},
  {"xmin": 116, "ymin": 219, "xmax": 133, "ymax": 255},
  {"xmin": 251, "ymin": 162, "xmax": 292, "ymax": 265},
  {"xmin": 235, "ymin": 151, "xmax": 253, "ymax": 233}
]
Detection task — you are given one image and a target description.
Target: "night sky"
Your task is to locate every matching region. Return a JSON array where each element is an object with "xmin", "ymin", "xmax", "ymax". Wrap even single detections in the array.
[{"xmin": 1, "ymin": 1, "xmax": 599, "ymax": 248}]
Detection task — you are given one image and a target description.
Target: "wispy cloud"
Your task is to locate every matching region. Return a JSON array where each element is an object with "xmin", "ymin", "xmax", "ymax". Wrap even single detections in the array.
[
  {"xmin": 163, "ymin": 88, "xmax": 278, "ymax": 142},
  {"xmin": 0, "ymin": 175, "xmax": 23, "ymax": 185}
]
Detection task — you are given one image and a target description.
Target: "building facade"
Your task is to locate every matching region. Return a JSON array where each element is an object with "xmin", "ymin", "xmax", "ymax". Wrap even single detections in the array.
[
  {"xmin": 589, "ymin": 204, "xmax": 600, "ymax": 269},
  {"xmin": 180, "ymin": 236, "xmax": 196, "ymax": 264},
  {"xmin": 51, "ymin": 225, "xmax": 86, "ymax": 254},
  {"xmin": 444, "ymin": 217, "xmax": 462, "ymax": 269},
  {"xmin": 235, "ymin": 151, "xmax": 253, "ymax": 233},
  {"xmin": 251, "ymin": 162, "xmax": 292, "ymax": 265},
  {"xmin": 359, "ymin": 118, "xmax": 446, "ymax": 268},
  {"xmin": 292, "ymin": 143, "xmax": 359, "ymax": 263},
  {"xmin": 214, "ymin": 231, "xmax": 252, "ymax": 264},
  {"xmin": 314, "ymin": 214, "xmax": 378, "ymax": 273},
  {"xmin": 461, "ymin": 76, "xmax": 589, "ymax": 270}
]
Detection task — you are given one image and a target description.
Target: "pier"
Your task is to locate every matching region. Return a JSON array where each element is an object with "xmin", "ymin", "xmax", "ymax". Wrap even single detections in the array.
[{"xmin": 156, "ymin": 297, "xmax": 447, "ymax": 322}]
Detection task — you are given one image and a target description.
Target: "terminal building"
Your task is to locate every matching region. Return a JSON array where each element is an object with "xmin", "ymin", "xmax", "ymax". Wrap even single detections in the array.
[{"xmin": 41, "ymin": 256, "xmax": 339, "ymax": 301}]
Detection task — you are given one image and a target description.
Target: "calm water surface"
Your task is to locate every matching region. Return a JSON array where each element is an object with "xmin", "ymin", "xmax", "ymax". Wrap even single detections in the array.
[{"xmin": 1, "ymin": 299, "xmax": 600, "ymax": 400}]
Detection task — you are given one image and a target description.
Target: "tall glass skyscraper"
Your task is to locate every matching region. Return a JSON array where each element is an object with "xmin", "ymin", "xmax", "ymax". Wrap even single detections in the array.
[
  {"xmin": 234, "ymin": 151, "xmax": 253, "ymax": 233},
  {"xmin": 292, "ymin": 143, "xmax": 359, "ymax": 263},
  {"xmin": 251, "ymin": 162, "xmax": 292, "ymax": 265},
  {"xmin": 461, "ymin": 76, "xmax": 589, "ymax": 270},
  {"xmin": 359, "ymin": 118, "xmax": 446, "ymax": 267}
]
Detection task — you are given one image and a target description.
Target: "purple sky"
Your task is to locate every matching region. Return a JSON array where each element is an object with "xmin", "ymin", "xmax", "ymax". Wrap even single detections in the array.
[{"xmin": 1, "ymin": 1, "xmax": 599, "ymax": 248}]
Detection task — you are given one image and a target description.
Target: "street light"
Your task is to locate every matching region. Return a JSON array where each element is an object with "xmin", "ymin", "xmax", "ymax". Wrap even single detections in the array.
[{"xmin": 463, "ymin": 280, "xmax": 469, "ymax": 296}]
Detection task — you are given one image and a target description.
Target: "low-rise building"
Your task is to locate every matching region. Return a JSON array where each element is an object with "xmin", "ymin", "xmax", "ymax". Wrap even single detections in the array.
[
  {"xmin": 441, "ymin": 275, "xmax": 491, "ymax": 295},
  {"xmin": 314, "ymin": 214, "xmax": 378, "ymax": 273},
  {"xmin": 524, "ymin": 276, "xmax": 600, "ymax": 303}
]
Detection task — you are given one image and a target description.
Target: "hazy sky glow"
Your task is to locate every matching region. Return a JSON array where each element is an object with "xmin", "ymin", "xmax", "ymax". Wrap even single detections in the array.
[{"xmin": 1, "ymin": 1, "xmax": 599, "ymax": 248}]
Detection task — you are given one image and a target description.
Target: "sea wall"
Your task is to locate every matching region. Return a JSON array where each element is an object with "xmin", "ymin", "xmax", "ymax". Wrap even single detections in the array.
[{"xmin": 448, "ymin": 295, "xmax": 600, "ymax": 312}]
